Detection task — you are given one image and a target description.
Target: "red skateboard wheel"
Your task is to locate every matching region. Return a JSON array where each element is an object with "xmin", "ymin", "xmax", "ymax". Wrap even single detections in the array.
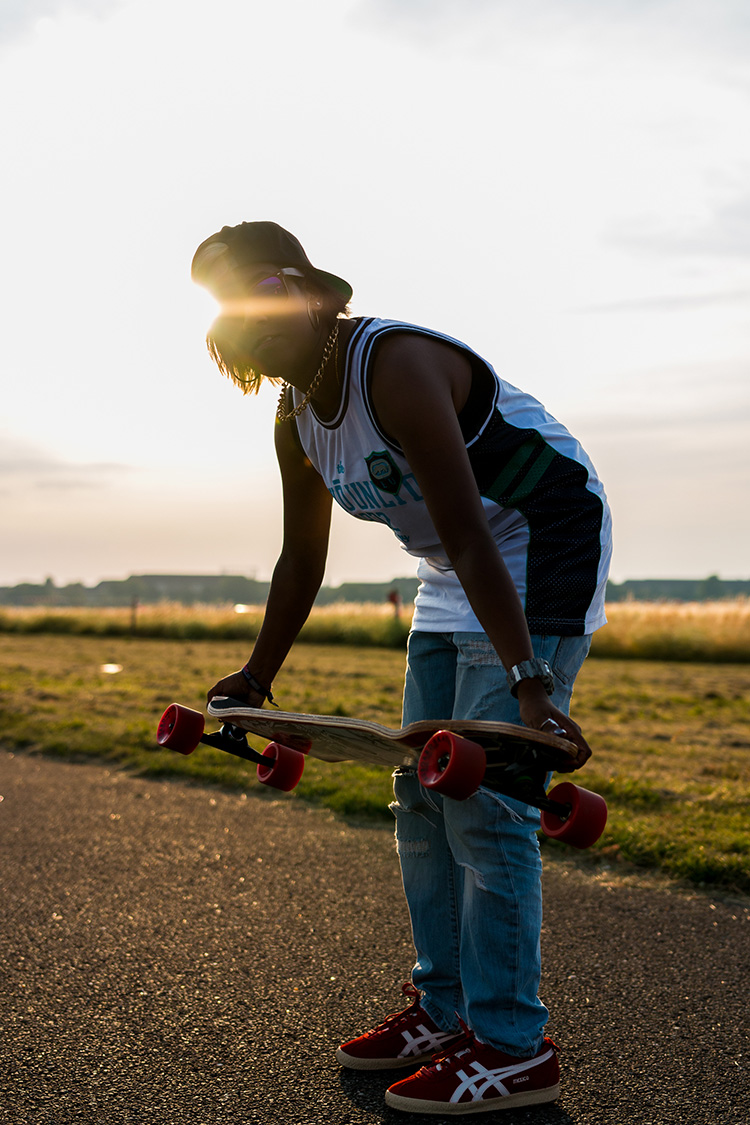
[
  {"xmin": 157, "ymin": 703, "xmax": 205, "ymax": 755},
  {"xmin": 256, "ymin": 742, "xmax": 306, "ymax": 792},
  {"xmin": 540, "ymin": 782, "xmax": 608, "ymax": 849},
  {"xmin": 418, "ymin": 732, "xmax": 486, "ymax": 800}
]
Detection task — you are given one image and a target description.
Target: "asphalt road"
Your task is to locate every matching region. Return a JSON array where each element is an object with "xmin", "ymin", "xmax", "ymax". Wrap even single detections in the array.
[{"xmin": 1, "ymin": 750, "xmax": 747, "ymax": 1125}]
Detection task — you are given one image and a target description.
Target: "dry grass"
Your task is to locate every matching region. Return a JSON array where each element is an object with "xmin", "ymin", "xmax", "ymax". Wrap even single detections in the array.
[
  {"xmin": 0, "ymin": 601, "xmax": 411, "ymax": 647},
  {"xmin": 2, "ymin": 598, "xmax": 749, "ymax": 661},
  {"xmin": 593, "ymin": 599, "xmax": 750, "ymax": 662}
]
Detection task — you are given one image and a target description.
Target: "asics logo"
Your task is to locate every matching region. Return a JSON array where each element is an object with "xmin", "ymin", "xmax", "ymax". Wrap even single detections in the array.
[
  {"xmin": 450, "ymin": 1047, "xmax": 554, "ymax": 1104},
  {"xmin": 400, "ymin": 1025, "xmax": 455, "ymax": 1058}
]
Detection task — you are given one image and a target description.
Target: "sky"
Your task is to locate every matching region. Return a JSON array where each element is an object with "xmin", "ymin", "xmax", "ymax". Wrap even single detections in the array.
[{"xmin": 1, "ymin": 0, "xmax": 749, "ymax": 588}]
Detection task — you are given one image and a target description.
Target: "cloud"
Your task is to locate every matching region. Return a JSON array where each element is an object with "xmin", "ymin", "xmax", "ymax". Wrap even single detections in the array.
[
  {"xmin": 586, "ymin": 408, "xmax": 750, "ymax": 443},
  {"xmin": 356, "ymin": 0, "xmax": 750, "ymax": 60},
  {"xmin": 609, "ymin": 195, "xmax": 750, "ymax": 261},
  {"xmin": 574, "ymin": 287, "xmax": 750, "ymax": 315},
  {"xmin": 31, "ymin": 474, "xmax": 129, "ymax": 491},
  {"xmin": 0, "ymin": 435, "xmax": 131, "ymax": 491},
  {"xmin": 0, "ymin": 0, "xmax": 126, "ymax": 40},
  {"xmin": 573, "ymin": 359, "xmax": 750, "ymax": 438}
]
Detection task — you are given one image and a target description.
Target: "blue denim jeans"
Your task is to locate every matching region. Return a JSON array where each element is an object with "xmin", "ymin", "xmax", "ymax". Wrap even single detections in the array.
[{"xmin": 392, "ymin": 631, "xmax": 591, "ymax": 1055}]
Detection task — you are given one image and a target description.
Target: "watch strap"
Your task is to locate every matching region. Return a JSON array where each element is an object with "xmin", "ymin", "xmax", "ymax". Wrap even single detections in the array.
[{"xmin": 507, "ymin": 658, "xmax": 555, "ymax": 698}]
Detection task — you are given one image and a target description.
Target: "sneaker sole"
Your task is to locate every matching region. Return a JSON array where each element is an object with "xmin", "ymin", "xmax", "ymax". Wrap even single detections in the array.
[
  {"xmin": 335, "ymin": 1047, "xmax": 436, "ymax": 1071},
  {"xmin": 384, "ymin": 1082, "xmax": 561, "ymax": 1114}
]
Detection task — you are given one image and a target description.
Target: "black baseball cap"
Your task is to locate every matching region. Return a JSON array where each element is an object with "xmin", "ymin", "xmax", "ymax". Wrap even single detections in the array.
[{"xmin": 191, "ymin": 221, "xmax": 353, "ymax": 302}]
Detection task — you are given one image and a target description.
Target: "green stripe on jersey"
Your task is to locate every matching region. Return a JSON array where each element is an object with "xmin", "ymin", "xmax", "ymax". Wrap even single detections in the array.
[{"xmin": 483, "ymin": 439, "xmax": 556, "ymax": 505}]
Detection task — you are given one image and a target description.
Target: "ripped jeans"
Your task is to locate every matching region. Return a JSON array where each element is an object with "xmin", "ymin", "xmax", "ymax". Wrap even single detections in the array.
[{"xmin": 392, "ymin": 630, "xmax": 591, "ymax": 1056}]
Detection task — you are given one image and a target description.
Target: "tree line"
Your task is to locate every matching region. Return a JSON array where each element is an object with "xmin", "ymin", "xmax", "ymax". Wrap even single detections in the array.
[{"xmin": 1, "ymin": 573, "xmax": 747, "ymax": 607}]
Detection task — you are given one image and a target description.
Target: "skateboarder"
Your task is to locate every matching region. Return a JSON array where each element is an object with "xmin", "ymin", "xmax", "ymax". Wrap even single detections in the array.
[{"xmin": 191, "ymin": 221, "xmax": 612, "ymax": 1114}]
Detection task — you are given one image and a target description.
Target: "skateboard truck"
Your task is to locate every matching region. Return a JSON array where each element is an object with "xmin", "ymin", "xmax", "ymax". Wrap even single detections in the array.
[
  {"xmin": 157, "ymin": 704, "xmax": 307, "ymax": 792},
  {"xmin": 414, "ymin": 729, "xmax": 603, "ymax": 846}
]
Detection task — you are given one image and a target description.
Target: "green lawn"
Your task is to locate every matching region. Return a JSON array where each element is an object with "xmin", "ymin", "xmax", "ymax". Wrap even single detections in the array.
[{"xmin": 1, "ymin": 634, "xmax": 748, "ymax": 894}]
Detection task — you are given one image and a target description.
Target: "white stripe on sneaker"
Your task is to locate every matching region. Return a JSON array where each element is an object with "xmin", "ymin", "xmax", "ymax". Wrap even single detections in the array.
[
  {"xmin": 400, "ymin": 1025, "xmax": 457, "ymax": 1057},
  {"xmin": 449, "ymin": 1046, "xmax": 556, "ymax": 1104}
]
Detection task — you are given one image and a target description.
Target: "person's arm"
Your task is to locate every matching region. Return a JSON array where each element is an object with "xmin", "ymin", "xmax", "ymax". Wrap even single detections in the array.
[
  {"xmin": 372, "ymin": 333, "xmax": 590, "ymax": 765},
  {"xmin": 206, "ymin": 417, "xmax": 333, "ymax": 706}
]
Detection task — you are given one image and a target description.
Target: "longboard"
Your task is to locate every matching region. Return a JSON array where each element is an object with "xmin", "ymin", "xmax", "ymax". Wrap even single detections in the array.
[
  {"xmin": 208, "ymin": 698, "xmax": 579, "ymax": 768},
  {"xmin": 157, "ymin": 699, "xmax": 607, "ymax": 849}
]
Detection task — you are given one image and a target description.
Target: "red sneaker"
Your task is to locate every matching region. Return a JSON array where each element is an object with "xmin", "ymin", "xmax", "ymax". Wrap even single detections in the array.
[
  {"xmin": 385, "ymin": 1026, "xmax": 560, "ymax": 1114},
  {"xmin": 336, "ymin": 983, "xmax": 463, "ymax": 1071}
]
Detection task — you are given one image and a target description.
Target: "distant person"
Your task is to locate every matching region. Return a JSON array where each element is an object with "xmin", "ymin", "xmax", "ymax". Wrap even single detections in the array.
[
  {"xmin": 387, "ymin": 588, "xmax": 403, "ymax": 619},
  {"xmin": 191, "ymin": 221, "xmax": 612, "ymax": 1116}
]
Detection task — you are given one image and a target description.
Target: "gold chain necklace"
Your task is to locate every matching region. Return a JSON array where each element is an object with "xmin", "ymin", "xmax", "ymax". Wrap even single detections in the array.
[{"xmin": 276, "ymin": 322, "xmax": 340, "ymax": 423}]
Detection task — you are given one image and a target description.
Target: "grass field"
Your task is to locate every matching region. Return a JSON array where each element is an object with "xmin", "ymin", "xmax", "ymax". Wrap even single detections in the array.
[
  {"xmin": 2, "ymin": 598, "xmax": 750, "ymax": 662},
  {"xmin": 1, "ymin": 628, "xmax": 748, "ymax": 896}
]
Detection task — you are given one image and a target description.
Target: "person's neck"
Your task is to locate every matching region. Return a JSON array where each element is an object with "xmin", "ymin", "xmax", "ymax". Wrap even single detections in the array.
[{"xmin": 308, "ymin": 318, "xmax": 351, "ymax": 419}]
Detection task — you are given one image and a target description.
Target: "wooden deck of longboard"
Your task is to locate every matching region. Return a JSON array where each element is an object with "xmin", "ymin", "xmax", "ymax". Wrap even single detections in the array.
[{"xmin": 206, "ymin": 698, "xmax": 577, "ymax": 769}]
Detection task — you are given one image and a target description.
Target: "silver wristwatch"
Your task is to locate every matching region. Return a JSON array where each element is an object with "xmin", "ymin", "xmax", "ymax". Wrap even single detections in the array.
[{"xmin": 507, "ymin": 658, "xmax": 555, "ymax": 698}]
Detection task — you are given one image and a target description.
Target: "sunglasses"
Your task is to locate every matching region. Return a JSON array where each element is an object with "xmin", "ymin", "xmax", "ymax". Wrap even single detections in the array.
[
  {"xmin": 218, "ymin": 267, "xmax": 306, "ymax": 321},
  {"xmin": 249, "ymin": 267, "xmax": 305, "ymax": 299}
]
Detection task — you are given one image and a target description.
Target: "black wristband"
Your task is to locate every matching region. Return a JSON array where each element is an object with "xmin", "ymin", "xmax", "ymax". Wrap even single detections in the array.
[{"xmin": 240, "ymin": 665, "xmax": 278, "ymax": 707}]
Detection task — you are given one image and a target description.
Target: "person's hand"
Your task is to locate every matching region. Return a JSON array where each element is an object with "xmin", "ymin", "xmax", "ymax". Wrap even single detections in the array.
[
  {"xmin": 206, "ymin": 670, "xmax": 266, "ymax": 708},
  {"xmin": 516, "ymin": 680, "xmax": 591, "ymax": 771}
]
